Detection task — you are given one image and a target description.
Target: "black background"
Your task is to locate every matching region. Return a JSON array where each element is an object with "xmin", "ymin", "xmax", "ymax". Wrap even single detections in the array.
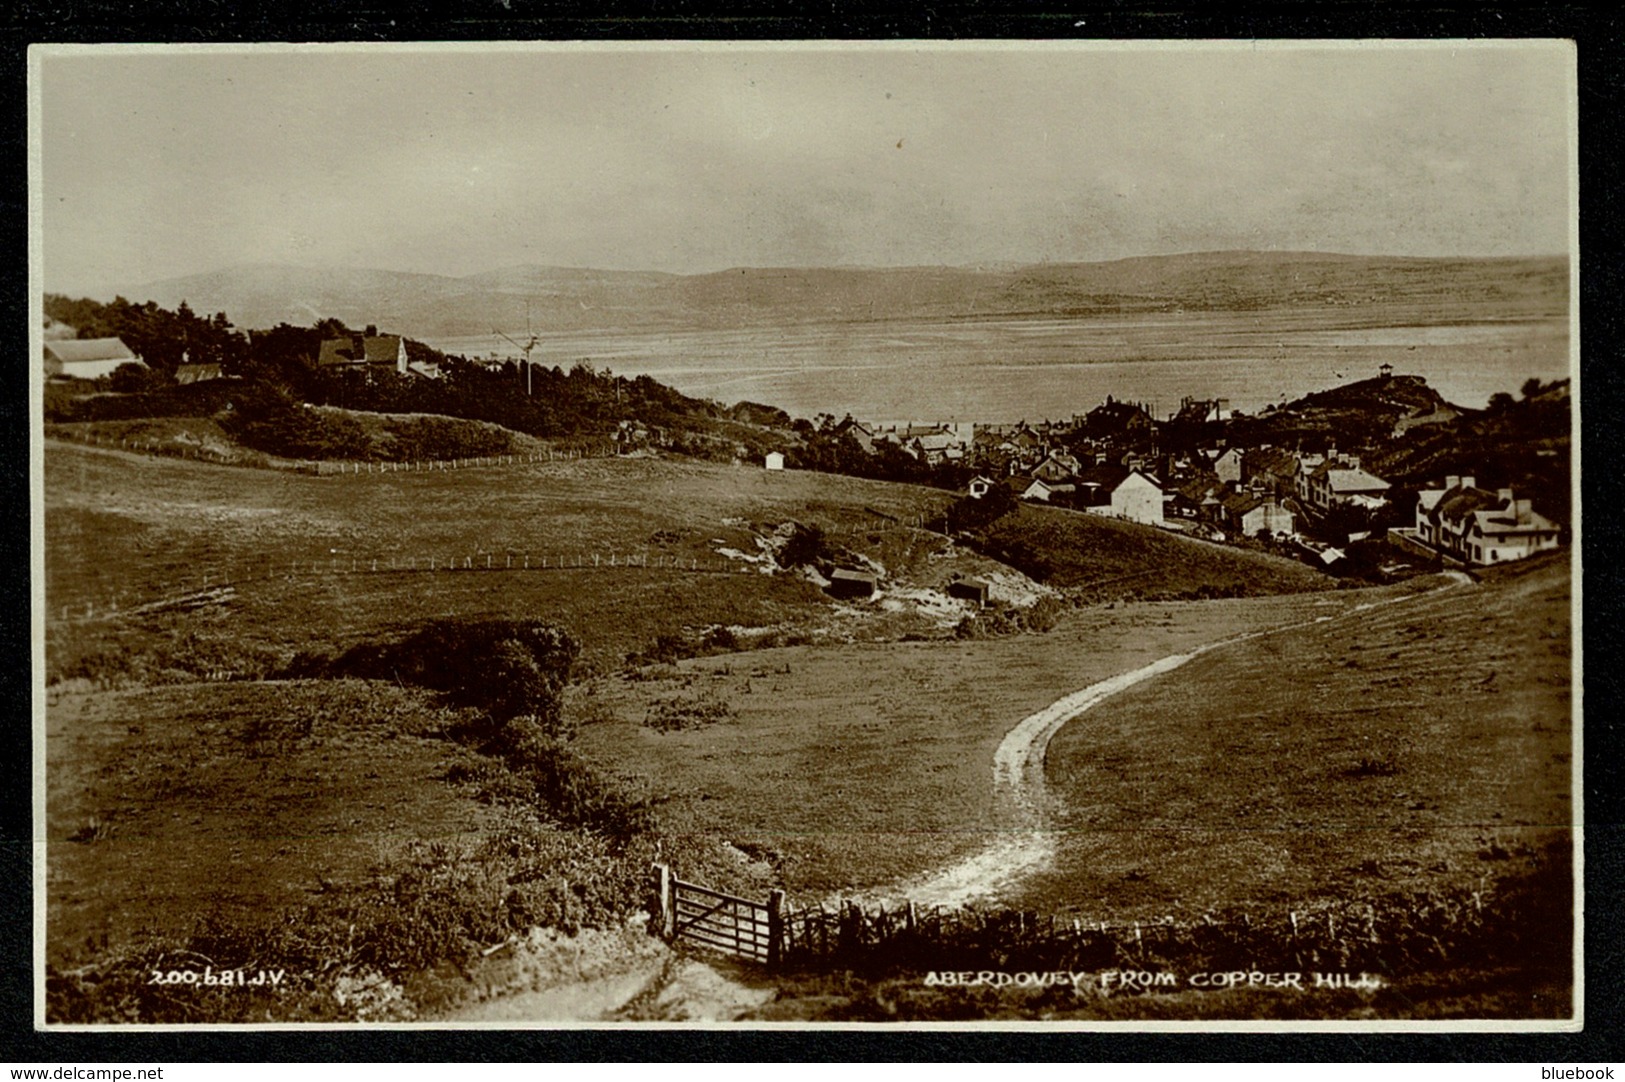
[{"xmin": 3, "ymin": 0, "xmax": 1619, "ymax": 1063}]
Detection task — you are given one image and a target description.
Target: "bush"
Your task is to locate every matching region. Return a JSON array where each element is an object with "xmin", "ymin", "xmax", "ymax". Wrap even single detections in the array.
[
  {"xmin": 220, "ymin": 385, "xmax": 370, "ymax": 460},
  {"xmin": 643, "ymin": 691, "xmax": 736, "ymax": 733},
  {"xmin": 945, "ymin": 486, "xmax": 1018, "ymax": 532},
  {"xmin": 780, "ymin": 523, "xmax": 831, "ymax": 569},
  {"xmin": 384, "ymin": 415, "xmax": 516, "ymax": 461},
  {"xmin": 953, "ymin": 597, "xmax": 1068, "ymax": 639},
  {"xmin": 332, "ymin": 619, "xmax": 580, "ymax": 735},
  {"xmin": 624, "ymin": 624, "xmax": 748, "ymax": 668},
  {"xmin": 625, "ymin": 632, "xmax": 695, "ymax": 667},
  {"xmin": 108, "ymin": 363, "xmax": 170, "ymax": 395},
  {"xmin": 494, "ymin": 720, "xmax": 654, "ymax": 838},
  {"xmin": 701, "ymin": 625, "xmax": 739, "ymax": 651}
]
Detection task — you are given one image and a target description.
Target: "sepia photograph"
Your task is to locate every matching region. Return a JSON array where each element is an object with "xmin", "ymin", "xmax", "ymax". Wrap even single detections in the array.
[{"xmin": 31, "ymin": 40, "xmax": 1578, "ymax": 1029}]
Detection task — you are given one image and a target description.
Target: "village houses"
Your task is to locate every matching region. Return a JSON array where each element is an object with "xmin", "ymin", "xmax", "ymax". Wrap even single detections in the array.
[
  {"xmin": 1305, "ymin": 454, "xmax": 1391, "ymax": 512},
  {"xmin": 1412, "ymin": 476, "xmax": 1561, "ymax": 565},
  {"xmin": 1076, "ymin": 465, "xmax": 1164, "ymax": 526},
  {"xmin": 316, "ymin": 327, "xmax": 442, "ymax": 379}
]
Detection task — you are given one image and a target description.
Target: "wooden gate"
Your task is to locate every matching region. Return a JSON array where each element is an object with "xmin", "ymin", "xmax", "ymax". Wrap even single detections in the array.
[{"xmin": 652, "ymin": 863, "xmax": 784, "ymax": 966}]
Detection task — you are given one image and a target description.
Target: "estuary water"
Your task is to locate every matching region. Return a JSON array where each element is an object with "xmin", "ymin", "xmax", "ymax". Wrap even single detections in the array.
[{"xmin": 426, "ymin": 311, "xmax": 1571, "ymax": 423}]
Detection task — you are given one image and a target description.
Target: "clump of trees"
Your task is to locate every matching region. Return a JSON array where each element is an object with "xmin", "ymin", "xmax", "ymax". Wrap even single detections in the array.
[
  {"xmin": 46, "ymin": 294, "xmax": 246, "ymax": 377},
  {"xmin": 218, "ymin": 384, "xmax": 370, "ymax": 460},
  {"xmin": 943, "ymin": 484, "xmax": 1018, "ymax": 533},
  {"xmin": 779, "ymin": 522, "xmax": 832, "ymax": 569},
  {"xmin": 44, "ymin": 294, "xmax": 779, "ymax": 457},
  {"xmin": 334, "ymin": 618, "xmax": 580, "ymax": 736},
  {"xmin": 320, "ymin": 618, "xmax": 648, "ymax": 837}
]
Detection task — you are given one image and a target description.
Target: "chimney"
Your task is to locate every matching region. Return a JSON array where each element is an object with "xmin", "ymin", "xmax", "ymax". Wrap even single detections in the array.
[
  {"xmin": 1497, "ymin": 487, "xmax": 1514, "ymax": 503},
  {"xmin": 1514, "ymin": 499, "xmax": 1533, "ymax": 519},
  {"xmin": 365, "ymin": 324, "xmax": 378, "ymax": 337},
  {"xmin": 1445, "ymin": 475, "xmax": 1459, "ymax": 490},
  {"xmin": 1461, "ymin": 475, "xmax": 1476, "ymax": 490}
]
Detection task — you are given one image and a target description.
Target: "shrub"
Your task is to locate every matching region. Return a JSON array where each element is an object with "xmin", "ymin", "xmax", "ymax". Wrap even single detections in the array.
[
  {"xmin": 643, "ymin": 691, "xmax": 736, "ymax": 733},
  {"xmin": 384, "ymin": 415, "xmax": 515, "ymax": 462},
  {"xmin": 625, "ymin": 632, "xmax": 696, "ymax": 668},
  {"xmin": 701, "ymin": 625, "xmax": 740, "ymax": 651},
  {"xmin": 219, "ymin": 385, "xmax": 370, "ymax": 460},
  {"xmin": 780, "ymin": 523, "xmax": 831, "ymax": 569},
  {"xmin": 332, "ymin": 618, "xmax": 580, "ymax": 735},
  {"xmin": 494, "ymin": 720, "xmax": 654, "ymax": 838},
  {"xmin": 953, "ymin": 597, "xmax": 1067, "ymax": 639},
  {"xmin": 108, "ymin": 363, "xmax": 170, "ymax": 395},
  {"xmin": 1347, "ymin": 753, "xmax": 1402, "ymax": 778}
]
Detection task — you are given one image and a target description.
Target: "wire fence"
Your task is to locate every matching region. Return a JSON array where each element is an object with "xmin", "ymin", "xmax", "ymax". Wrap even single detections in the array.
[
  {"xmin": 45, "ymin": 426, "xmax": 617, "ymax": 475},
  {"xmin": 47, "ymin": 548, "xmax": 768, "ymax": 625}
]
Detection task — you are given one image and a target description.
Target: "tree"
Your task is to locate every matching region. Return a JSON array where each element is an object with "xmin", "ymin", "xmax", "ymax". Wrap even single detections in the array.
[
  {"xmin": 108, "ymin": 362, "xmax": 168, "ymax": 395},
  {"xmin": 779, "ymin": 523, "xmax": 830, "ymax": 568},
  {"xmin": 948, "ymin": 483, "xmax": 1017, "ymax": 532},
  {"xmin": 1521, "ymin": 377, "xmax": 1546, "ymax": 400}
]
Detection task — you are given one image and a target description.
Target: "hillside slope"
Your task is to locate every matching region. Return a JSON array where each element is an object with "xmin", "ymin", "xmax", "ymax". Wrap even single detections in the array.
[
  {"xmin": 111, "ymin": 252, "xmax": 1568, "ymax": 340},
  {"xmin": 977, "ymin": 504, "xmax": 1331, "ymax": 599},
  {"xmin": 1038, "ymin": 552, "xmax": 1572, "ymax": 915}
]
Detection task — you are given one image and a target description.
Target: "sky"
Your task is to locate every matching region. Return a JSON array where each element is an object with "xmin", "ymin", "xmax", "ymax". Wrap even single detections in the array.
[{"xmin": 33, "ymin": 42, "xmax": 1574, "ymax": 295}]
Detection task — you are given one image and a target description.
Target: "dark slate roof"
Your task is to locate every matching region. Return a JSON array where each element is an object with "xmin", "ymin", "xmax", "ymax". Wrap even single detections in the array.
[
  {"xmin": 1243, "ymin": 447, "xmax": 1299, "ymax": 477},
  {"xmin": 174, "ymin": 363, "xmax": 223, "ymax": 384},
  {"xmin": 1433, "ymin": 486, "xmax": 1505, "ymax": 526},
  {"xmin": 317, "ymin": 334, "xmax": 403, "ymax": 367},
  {"xmin": 1078, "ymin": 464, "xmax": 1160, "ymax": 493},
  {"xmin": 1221, "ymin": 491, "xmax": 1270, "ymax": 516}
]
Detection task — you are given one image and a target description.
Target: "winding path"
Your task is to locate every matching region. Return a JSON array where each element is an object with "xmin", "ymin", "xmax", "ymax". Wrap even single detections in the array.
[{"xmin": 851, "ymin": 572, "xmax": 1474, "ymax": 910}]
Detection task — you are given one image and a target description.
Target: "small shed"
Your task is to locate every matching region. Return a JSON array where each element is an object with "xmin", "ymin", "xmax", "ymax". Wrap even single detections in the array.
[
  {"xmin": 947, "ymin": 578, "xmax": 990, "ymax": 608},
  {"xmin": 765, "ymin": 451, "xmax": 786, "ymax": 471},
  {"xmin": 826, "ymin": 569, "xmax": 878, "ymax": 599},
  {"xmin": 174, "ymin": 363, "xmax": 225, "ymax": 385}
]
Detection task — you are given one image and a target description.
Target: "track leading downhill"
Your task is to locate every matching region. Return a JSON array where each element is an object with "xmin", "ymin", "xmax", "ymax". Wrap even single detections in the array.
[{"xmin": 849, "ymin": 573, "xmax": 1474, "ymax": 910}]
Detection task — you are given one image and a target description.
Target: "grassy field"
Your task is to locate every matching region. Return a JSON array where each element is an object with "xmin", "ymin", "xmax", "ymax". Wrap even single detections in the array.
[
  {"xmin": 979, "ymin": 504, "xmax": 1330, "ymax": 598},
  {"xmin": 45, "ymin": 442, "xmax": 1330, "ymax": 681},
  {"xmin": 47, "ymin": 679, "xmax": 503, "ymax": 968},
  {"xmin": 570, "ymin": 588, "xmax": 1394, "ymax": 897},
  {"xmin": 44, "ymin": 445, "xmax": 958, "ymax": 678},
  {"xmin": 43, "ymin": 442, "xmax": 1572, "ymax": 1021}
]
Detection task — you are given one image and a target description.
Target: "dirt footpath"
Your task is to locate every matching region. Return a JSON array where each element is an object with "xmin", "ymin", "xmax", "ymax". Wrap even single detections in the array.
[
  {"xmin": 444, "ymin": 919, "xmax": 775, "ymax": 1023},
  {"xmin": 846, "ymin": 573, "xmax": 1474, "ymax": 911}
]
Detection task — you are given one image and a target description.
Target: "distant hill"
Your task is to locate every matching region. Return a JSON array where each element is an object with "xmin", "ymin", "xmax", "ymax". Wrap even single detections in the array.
[{"xmin": 105, "ymin": 252, "xmax": 1568, "ymax": 341}]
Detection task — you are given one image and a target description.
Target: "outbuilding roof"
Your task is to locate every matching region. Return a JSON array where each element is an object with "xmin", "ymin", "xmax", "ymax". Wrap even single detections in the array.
[
  {"xmin": 317, "ymin": 334, "xmax": 404, "ymax": 367},
  {"xmin": 44, "ymin": 337, "xmax": 138, "ymax": 364}
]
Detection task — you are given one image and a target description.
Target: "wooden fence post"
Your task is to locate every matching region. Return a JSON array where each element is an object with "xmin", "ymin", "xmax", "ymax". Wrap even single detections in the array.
[
  {"xmin": 653, "ymin": 863, "xmax": 674, "ymax": 938},
  {"xmin": 768, "ymin": 888, "xmax": 786, "ymax": 968}
]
